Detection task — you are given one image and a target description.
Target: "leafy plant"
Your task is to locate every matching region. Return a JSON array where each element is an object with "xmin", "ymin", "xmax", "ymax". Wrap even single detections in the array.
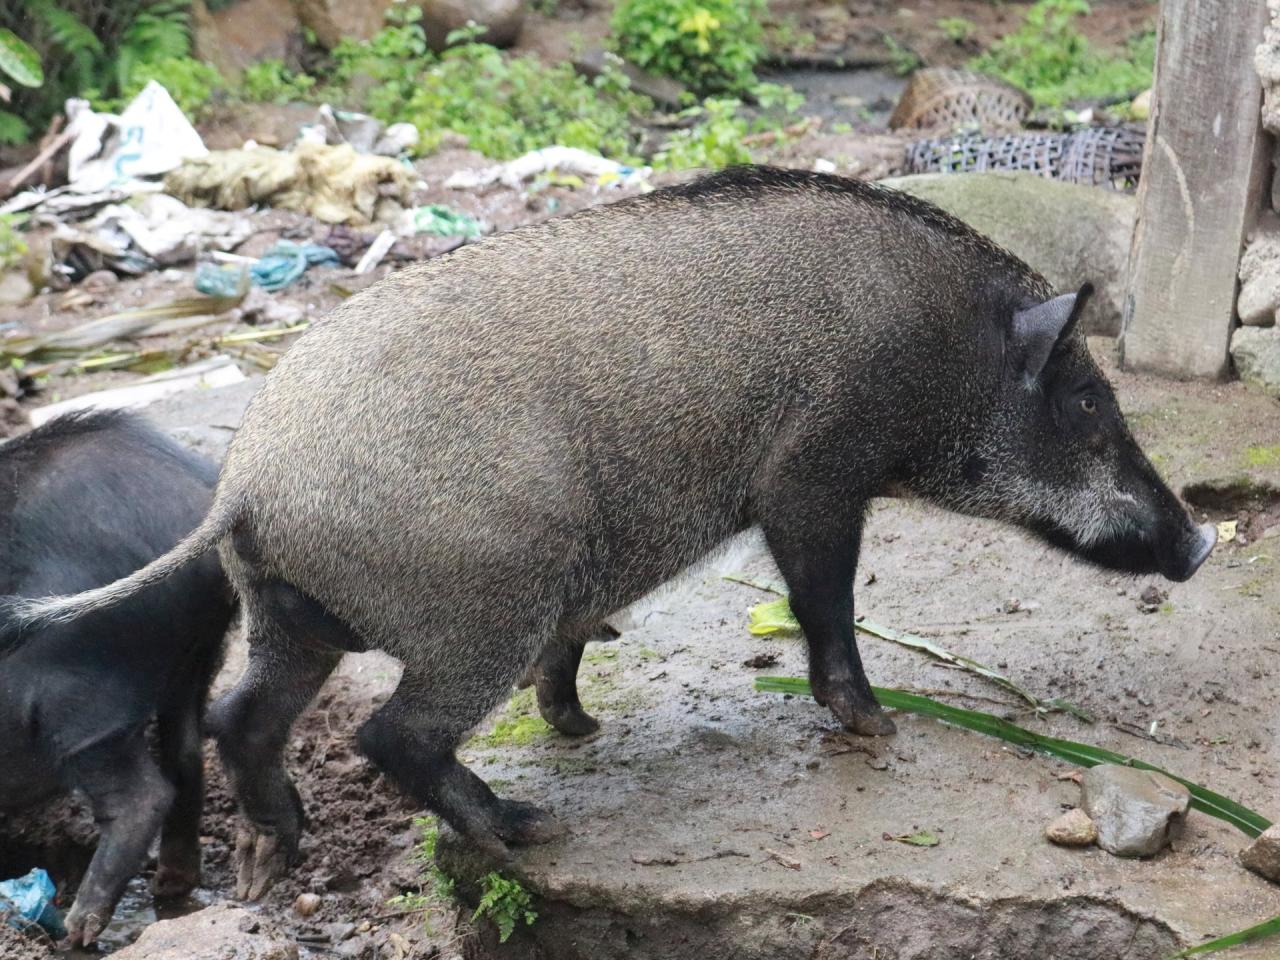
[
  {"xmin": 0, "ymin": 27, "xmax": 43, "ymax": 88},
  {"xmin": 969, "ymin": 0, "xmax": 1154, "ymax": 107},
  {"xmin": 0, "ymin": 214, "xmax": 28, "ymax": 270},
  {"xmin": 653, "ymin": 97, "xmax": 752, "ymax": 170},
  {"xmin": 937, "ymin": 16, "xmax": 976, "ymax": 44},
  {"xmin": 111, "ymin": 55, "xmax": 226, "ymax": 119},
  {"xmin": 611, "ymin": 0, "xmax": 767, "ymax": 95},
  {"xmin": 473, "ymin": 872, "xmax": 537, "ymax": 944},
  {"xmin": 114, "ymin": 0, "xmax": 191, "ymax": 93},
  {"xmin": 241, "ymin": 58, "xmax": 316, "ymax": 103},
  {"xmin": 326, "ymin": 15, "xmax": 651, "ymax": 161},
  {"xmin": 387, "ymin": 816, "xmax": 456, "ymax": 927},
  {"xmin": 883, "ymin": 34, "xmax": 920, "ymax": 76},
  {"xmin": 0, "ymin": 111, "xmax": 30, "ymax": 145}
]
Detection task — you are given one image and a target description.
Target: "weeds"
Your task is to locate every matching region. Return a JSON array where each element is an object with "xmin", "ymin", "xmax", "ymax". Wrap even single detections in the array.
[
  {"xmin": 969, "ymin": 0, "xmax": 1154, "ymax": 107},
  {"xmin": 653, "ymin": 97, "xmax": 752, "ymax": 170},
  {"xmin": 473, "ymin": 872, "xmax": 537, "ymax": 944},
  {"xmin": 240, "ymin": 58, "xmax": 316, "ymax": 104},
  {"xmin": 883, "ymin": 35, "xmax": 921, "ymax": 76},
  {"xmin": 611, "ymin": 0, "xmax": 767, "ymax": 94},
  {"xmin": 937, "ymin": 16, "xmax": 977, "ymax": 44},
  {"xmin": 0, "ymin": 214, "xmax": 27, "ymax": 270},
  {"xmin": 387, "ymin": 815, "xmax": 455, "ymax": 931}
]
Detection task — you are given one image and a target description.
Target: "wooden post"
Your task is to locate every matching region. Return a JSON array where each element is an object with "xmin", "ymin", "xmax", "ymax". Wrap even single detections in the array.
[{"xmin": 1120, "ymin": 0, "xmax": 1271, "ymax": 379}]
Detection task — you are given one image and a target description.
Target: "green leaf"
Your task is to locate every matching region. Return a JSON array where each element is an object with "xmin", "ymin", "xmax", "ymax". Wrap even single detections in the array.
[
  {"xmin": 1167, "ymin": 915, "xmax": 1280, "ymax": 958},
  {"xmin": 0, "ymin": 29, "xmax": 43, "ymax": 88}
]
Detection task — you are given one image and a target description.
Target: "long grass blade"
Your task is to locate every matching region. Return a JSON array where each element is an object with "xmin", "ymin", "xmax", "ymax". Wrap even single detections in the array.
[
  {"xmin": 745, "ymin": 594, "xmax": 1092, "ymax": 721},
  {"xmin": 1168, "ymin": 916, "xmax": 1280, "ymax": 957},
  {"xmin": 754, "ymin": 677, "xmax": 1271, "ymax": 838}
]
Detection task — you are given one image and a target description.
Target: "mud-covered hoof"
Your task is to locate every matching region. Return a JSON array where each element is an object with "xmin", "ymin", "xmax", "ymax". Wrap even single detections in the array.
[
  {"xmin": 840, "ymin": 707, "xmax": 896, "ymax": 737},
  {"xmin": 494, "ymin": 798, "xmax": 567, "ymax": 846},
  {"xmin": 63, "ymin": 903, "xmax": 108, "ymax": 948},
  {"xmin": 233, "ymin": 825, "xmax": 296, "ymax": 900},
  {"xmin": 151, "ymin": 862, "xmax": 200, "ymax": 899},
  {"xmin": 542, "ymin": 702, "xmax": 601, "ymax": 737}
]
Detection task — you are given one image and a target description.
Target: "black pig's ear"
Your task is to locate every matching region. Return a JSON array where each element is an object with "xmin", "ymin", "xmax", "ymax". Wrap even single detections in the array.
[{"xmin": 1011, "ymin": 283, "xmax": 1093, "ymax": 383}]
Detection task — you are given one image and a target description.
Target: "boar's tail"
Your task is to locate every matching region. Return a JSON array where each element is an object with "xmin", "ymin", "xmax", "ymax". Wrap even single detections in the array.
[{"xmin": 0, "ymin": 494, "xmax": 244, "ymax": 651}]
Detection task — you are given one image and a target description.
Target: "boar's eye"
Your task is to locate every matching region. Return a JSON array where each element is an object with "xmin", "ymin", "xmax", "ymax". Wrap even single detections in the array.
[{"xmin": 1079, "ymin": 396, "xmax": 1098, "ymax": 416}]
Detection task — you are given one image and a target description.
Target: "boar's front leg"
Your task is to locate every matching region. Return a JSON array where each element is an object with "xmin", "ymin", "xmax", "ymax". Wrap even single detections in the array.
[{"xmin": 762, "ymin": 511, "xmax": 895, "ymax": 737}]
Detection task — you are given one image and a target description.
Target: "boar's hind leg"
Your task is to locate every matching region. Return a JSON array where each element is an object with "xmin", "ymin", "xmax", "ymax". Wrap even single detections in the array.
[
  {"xmin": 525, "ymin": 624, "xmax": 620, "ymax": 737},
  {"xmin": 357, "ymin": 662, "xmax": 567, "ymax": 861},
  {"xmin": 62, "ymin": 733, "xmax": 176, "ymax": 947},
  {"xmin": 209, "ymin": 582, "xmax": 344, "ymax": 900},
  {"xmin": 762, "ymin": 512, "xmax": 896, "ymax": 737}
]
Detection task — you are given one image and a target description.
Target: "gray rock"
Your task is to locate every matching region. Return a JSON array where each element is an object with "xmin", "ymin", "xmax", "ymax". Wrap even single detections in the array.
[
  {"xmin": 419, "ymin": 0, "xmax": 524, "ymax": 51},
  {"xmin": 1080, "ymin": 764, "xmax": 1190, "ymax": 858},
  {"xmin": 1240, "ymin": 823, "xmax": 1280, "ymax": 883},
  {"xmin": 1232, "ymin": 325, "xmax": 1280, "ymax": 396},
  {"xmin": 880, "ymin": 173, "xmax": 1135, "ymax": 336},
  {"xmin": 111, "ymin": 904, "xmax": 298, "ymax": 960},
  {"xmin": 1237, "ymin": 211, "xmax": 1280, "ymax": 326},
  {"xmin": 574, "ymin": 47, "xmax": 687, "ymax": 109}
]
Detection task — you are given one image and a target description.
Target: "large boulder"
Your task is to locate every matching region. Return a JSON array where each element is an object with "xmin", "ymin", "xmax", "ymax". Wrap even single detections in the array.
[
  {"xmin": 419, "ymin": 0, "xmax": 525, "ymax": 51},
  {"xmin": 111, "ymin": 904, "xmax": 297, "ymax": 960},
  {"xmin": 880, "ymin": 172, "xmax": 1136, "ymax": 336}
]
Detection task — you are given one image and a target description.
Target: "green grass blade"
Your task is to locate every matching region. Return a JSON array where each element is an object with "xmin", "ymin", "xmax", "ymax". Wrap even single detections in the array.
[
  {"xmin": 754, "ymin": 677, "xmax": 1271, "ymax": 838},
  {"xmin": 742, "ymin": 591, "xmax": 1092, "ymax": 721},
  {"xmin": 1168, "ymin": 915, "xmax": 1280, "ymax": 957}
]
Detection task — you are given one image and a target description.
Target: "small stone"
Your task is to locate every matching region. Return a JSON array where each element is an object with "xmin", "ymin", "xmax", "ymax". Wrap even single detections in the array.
[
  {"xmin": 80, "ymin": 268, "xmax": 119, "ymax": 289},
  {"xmin": 1045, "ymin": 808, "xmax": 1098, "ymax": 847},
  {"xmin": 1240, "ymin": 824, "xmax": 1280, "ymax": 883},
  {"xmin": 294, "ymin": 892, "xmax": 322, "ymax": 917},
  {"xmin": 0, "ymin": 270, "xmax": 33, "ymax": 305},
  {"xmin": 1081, "ymin": 764, "xmax": 1190, "ymax": 857}
]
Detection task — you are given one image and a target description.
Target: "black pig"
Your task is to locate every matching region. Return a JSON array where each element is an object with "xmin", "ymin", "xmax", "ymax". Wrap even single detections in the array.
[
  {"xmin": 8, "ymin": 168, "xmax": 1215, "ymax": 897},
  {"xmin": 0, "ymin": 411, "xmax": 234, "ymax": 945}
]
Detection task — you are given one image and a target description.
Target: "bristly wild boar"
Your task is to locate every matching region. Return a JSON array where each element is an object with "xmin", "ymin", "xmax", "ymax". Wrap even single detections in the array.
[
  {"xmin": 0, "ymin": 411, "xmax": 234, "ymax": 946},
  {"xmin": 8, "ymin": 167, "xmax": 1215, "ymax": 894}
]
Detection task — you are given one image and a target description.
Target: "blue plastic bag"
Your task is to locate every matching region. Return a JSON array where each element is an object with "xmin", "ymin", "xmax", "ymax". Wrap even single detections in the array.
[
  {"xmin": 195, "ymin": 241, "xmax": 341, "ymax": 297},
  {"xmin": 0, "ymin": 868, "xmax": 66, "ymax": 939}
]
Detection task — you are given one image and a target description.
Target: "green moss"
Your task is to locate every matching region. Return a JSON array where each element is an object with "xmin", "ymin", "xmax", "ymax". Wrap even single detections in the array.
[{"xmin": 1245, "ymin": 445, "xmax": 1280, "ymax": 468}]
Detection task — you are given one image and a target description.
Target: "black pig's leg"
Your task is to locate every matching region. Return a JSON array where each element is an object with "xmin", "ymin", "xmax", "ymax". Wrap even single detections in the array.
[
  {"xmin": 358, "ymin": 654, "xmax": 566, "ymax": 862},
  {"xmin": 151, "ymin": 692, "xmax": 206, "ymax": 898},
  {"xmin": 762, "ymin": 509, "xmax": 895, "ymax": 737},
  {"xmin": 62, "ymin": 735, "xmax": 175, "ymax": 947},
  {"xmin": 209, "ymin": 581, "xmax": 343, "ymax": 900},
  {"xmin": 526, "ymin": 623, "xmax": 619, "ymax": 736}
]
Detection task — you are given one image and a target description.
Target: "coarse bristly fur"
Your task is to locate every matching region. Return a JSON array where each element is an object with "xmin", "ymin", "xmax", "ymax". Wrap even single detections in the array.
[{"xmin": 6, "ymin": 167, "xmax": 1215, "ymax": 888}]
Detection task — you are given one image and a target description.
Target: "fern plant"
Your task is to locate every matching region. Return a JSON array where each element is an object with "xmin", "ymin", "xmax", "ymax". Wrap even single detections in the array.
[{"xmin": 115, "ymin": 0, "xmax": 192, "ymax": 93}]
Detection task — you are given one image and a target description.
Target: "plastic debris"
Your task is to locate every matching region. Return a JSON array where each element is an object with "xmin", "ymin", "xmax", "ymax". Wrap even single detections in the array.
[
  {"xmin": 196, "ymin": 241, "xmax": 340, "ymax": 296},
  {"xmin": 166, "ymin": 141, "xmax": 417, "ymax": 225},
  {"xmin": 29, "ymin": 356, "xmax": 247, "ymax": 427},
  {"xmin": 66, "ymin": 82, "xmax": 207, "ymax": 195},
  {"xmin": 0, "ymin": 868, "xmax": 66, "ymax": 939},
  {"xmin": 404, "ymin": 204, "xmax": 483, "ymax": 239},
  {"xmin": 444, "ymin": 146, "xmax": 650, "ymax": 191},
  {"xmin": 354, "ymin": 229, "xmax": 396, "ymax": 274}
]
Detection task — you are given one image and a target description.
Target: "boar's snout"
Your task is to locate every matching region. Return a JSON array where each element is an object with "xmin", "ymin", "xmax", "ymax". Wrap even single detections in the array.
[{"xmin": 1162, "ymin": 521, "xmax": 1217, "ymax": 583}]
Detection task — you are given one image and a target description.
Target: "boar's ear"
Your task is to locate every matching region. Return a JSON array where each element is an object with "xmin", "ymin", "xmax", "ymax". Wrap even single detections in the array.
[{"xmin": 1011, "ymin": 283, "xmax": 1093, "ymax": 383}]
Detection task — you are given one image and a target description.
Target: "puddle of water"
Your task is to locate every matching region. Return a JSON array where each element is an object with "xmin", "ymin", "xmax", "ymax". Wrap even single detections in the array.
[{"xmin": 66, "ymin": 879, "xmax": 211, "ymax": 957}]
